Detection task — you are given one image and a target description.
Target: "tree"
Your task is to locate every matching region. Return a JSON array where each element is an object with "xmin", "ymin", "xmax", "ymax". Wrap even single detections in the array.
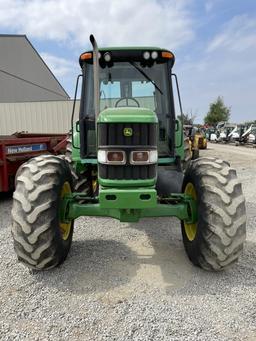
[
  {"xmin": 204, "ymin": 96, "xmax": 231, "ymax": 126},
  {"xmin": 178, "ymin": 109, "xmax": 197, "ymax": 125}
]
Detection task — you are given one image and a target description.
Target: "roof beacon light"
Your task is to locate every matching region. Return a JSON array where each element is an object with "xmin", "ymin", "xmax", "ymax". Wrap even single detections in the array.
[
  {"xmin": 143, "ymin": 51, "xmax": 150, "ymax": 60},
  {"xmin": 151, "ymin": 51, "xmax": 158, "ymax": 59}
]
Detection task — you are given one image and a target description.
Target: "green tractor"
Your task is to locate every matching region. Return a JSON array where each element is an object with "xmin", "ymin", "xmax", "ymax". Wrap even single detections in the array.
[{"xmin": 11, "ymin": 35, "xmax": 246, "ymax": 271}]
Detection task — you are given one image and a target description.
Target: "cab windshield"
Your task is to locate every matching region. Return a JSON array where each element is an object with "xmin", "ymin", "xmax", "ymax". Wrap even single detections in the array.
[
  {"xmin": 81, "ymin": 60, "xmax": 174, "ymax": 156},
  {"xmin": 83, "ymin": 62, "xmax": 171, "ymax": 116}
]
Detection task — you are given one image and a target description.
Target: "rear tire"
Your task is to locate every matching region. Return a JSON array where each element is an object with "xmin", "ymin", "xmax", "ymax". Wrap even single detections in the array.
[
  {"xmin": 181, "ymin": 157, "xmax": 246, "ymax": 271},
  {"xmin": 11, "ymin": 155, "xmax": 74, "ymax": 270}
]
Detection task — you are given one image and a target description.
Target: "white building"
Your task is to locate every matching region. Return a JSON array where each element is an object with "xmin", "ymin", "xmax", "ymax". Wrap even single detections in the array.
[{"xmin": 0, "ymin": 35, "xmax": 77, "ymax": 134}]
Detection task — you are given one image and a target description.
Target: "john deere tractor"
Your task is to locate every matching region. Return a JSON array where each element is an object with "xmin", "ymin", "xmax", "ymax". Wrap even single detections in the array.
[{"xmin": 11, "ymin": 35, "xmax": 246, "ymax": 271}]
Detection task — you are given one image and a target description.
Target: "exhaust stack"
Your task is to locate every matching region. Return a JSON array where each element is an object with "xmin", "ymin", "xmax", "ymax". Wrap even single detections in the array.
[{"xmin": 90, "ymin": 34, "xmax": 100, "ymax": 123}]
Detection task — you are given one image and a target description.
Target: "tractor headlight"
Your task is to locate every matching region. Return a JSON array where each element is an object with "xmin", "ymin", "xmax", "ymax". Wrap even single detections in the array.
[
  {"xmin": 143, "ymin": 51, "xmax": 150, "ymax": 60},
  {"xmin": 103, "ymin": 52, "xmax": 111, "ymax": 62},
  {"xmin": 98, "ymin": 150, "xmax": 126, "ymax": 165},
  {"xmin": 151, "ymin": 51, "xmax": 158, "ymax": 59},
  {"xmin": 130, "ymin": 150, "xmax": 158, "ymax": 165}
]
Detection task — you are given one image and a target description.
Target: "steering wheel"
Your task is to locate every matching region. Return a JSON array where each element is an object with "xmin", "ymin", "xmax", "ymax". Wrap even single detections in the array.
[{"xmin": 115, "ymin": 97, "xmax": 140, "ymax": 108}]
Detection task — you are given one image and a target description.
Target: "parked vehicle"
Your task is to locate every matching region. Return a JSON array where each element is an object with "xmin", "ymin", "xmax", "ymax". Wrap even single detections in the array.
[
  {"xmin": 11, "ymin": 35, "xmax": 246, "ymax": 272},
  {"xmin": 0, "ymin": 132, "xmax": 66, "ymax": 192}
]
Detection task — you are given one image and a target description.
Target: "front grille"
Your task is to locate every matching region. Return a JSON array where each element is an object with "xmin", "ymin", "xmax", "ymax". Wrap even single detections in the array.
[
  {"xmin": 98, "ymin": 123, "xmax": 157, "ymax": 180},
  {"xmin": 99, "ymin": 164, "xmax": 156, "ymax": 180},
  {"xmin": 98, "ymin": 123, "xmax": 157, "ymax": 147}
]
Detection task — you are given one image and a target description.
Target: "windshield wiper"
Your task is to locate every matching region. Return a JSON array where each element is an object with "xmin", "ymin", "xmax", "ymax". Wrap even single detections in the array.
[{"xmin": 129, "ymin": 61, "xmax": 163, "ymax": 95}]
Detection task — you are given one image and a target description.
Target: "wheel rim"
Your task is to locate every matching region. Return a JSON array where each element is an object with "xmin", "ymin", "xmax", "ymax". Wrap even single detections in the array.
[
  {"xmin": 184, "ymin": 182, "xmax": 198, "ymax": 241},
  {"xmin": 92, "ymin": 179, "xmax": 98, "ymax": 194},
  {"xmin": 59, "ymin": 181, "xmax": 72, "ymax": 240}
]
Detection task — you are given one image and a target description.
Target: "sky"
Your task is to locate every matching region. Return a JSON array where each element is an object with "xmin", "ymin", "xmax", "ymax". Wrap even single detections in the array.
[{"xmin": 0, "ymin": 0, "xmax": 256, "ymax": 123}]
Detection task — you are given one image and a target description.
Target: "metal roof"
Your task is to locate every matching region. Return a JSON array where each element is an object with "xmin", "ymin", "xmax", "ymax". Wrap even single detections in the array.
[{"xmin": 0, "ymin": 35, "xmax": 69, "ymax": 102}]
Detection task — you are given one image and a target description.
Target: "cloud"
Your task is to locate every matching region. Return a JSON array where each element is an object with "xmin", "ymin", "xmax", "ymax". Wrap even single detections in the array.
[
  {"xmin": 39, "ymin": 52, "xmax": 82, "ymax": 97},
  {"xmin": 40, "ymin": 52, "xmax": 74, "ymax": 78},
  {"xmin": 179, "ymin": 15, "xmax": 256, "ymax": 122},
  {"xmin": 1, "ymin": 1, "xmax": 255, "ymax": 123},
  {"xmin": 0, "ymin": 0, "xmax": 195, "ymax": 99},
  {"xmin": 205, "ymin": 1, "xmax": 214, "ymax": 13},
  {"xmin": 207, "ymin": 15, "xmax": 256, "ymax": 53},
  {"xmin": 0, "ymin": 0, "xmax": 194, "ymax": 49}
]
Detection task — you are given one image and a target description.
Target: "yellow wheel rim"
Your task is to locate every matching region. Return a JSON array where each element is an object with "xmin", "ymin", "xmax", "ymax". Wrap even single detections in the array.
[
  {"xmin": 184, "ymin": 182, "xmax": 198, "ymax": 241},
  {"xmin": 92, "ymin": 179, "xmax": 98, "ymax": 194},
  {"xmin": 59, "ymin": 181, "xmax": 72, "ymax": 241}
]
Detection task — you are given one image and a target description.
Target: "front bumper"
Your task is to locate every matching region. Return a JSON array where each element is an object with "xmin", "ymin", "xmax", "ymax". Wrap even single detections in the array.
[
  {"xmin": 61, "ymin": 187, "xmax": 197, "ymax": 223},
  {"xmin": 99, "ymin": 187, "xmax": 157, "ymax": 209}
]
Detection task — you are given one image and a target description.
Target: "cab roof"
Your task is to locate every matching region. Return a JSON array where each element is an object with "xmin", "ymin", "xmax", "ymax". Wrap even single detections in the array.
[
  {"xmin": 97, "ymin": 46, "xmax": 168, "ymax": 51},
  {"xmin": 79, "ymin": 47, "xmax": 175, "ymax": 68}
]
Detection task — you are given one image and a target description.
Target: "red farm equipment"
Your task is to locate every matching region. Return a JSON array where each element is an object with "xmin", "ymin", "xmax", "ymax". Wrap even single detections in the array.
[{"xmin": 0, "ymin": 132, "xmax": 67, "ymax": 192}]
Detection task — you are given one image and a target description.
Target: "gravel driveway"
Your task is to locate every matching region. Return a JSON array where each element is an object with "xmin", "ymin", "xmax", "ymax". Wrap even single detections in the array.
[{"xmin": 1, "ymin": 143, "xmax": 256, "ymax": 340}]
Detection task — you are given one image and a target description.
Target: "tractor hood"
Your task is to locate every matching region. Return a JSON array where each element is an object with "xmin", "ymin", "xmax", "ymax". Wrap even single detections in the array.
[{"xmin": 97, "ymin": 107, "xmax": 158, "ymax": 124}]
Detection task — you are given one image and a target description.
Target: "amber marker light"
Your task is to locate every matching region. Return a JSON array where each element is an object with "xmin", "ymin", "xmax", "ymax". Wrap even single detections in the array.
[
  {"xmin": 162, "ymin": 51, "xmax": 173, "ymax": 59},
  {"xmin": 80, "ymin": 52, "xmax": 93, "ymax": 60}
]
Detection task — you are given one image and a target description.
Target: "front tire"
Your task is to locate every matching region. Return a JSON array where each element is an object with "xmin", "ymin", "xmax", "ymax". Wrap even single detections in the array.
[
  {"xmin": 11, "ymin": 155, "xmax": 74, "ymax": 270},
  {"xmin": 65, "ymin": 133, "xmax": 92, "ymax": 194},
  {"xmin": 183, "ymin": 136, "xmax": 192, "ymax": 170},
  {"xmin": 192, "ymin": 149, "xmax": 199, "ymax": 160},
  {"xmin": 181, "ymin": 157, "xmax": 246, "ymax": 271}
]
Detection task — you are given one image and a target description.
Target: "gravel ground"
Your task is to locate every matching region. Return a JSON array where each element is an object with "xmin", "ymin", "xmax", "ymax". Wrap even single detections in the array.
[{"xmin": 1, "ymin": 143, "xmax": 256, "ymax": 340}]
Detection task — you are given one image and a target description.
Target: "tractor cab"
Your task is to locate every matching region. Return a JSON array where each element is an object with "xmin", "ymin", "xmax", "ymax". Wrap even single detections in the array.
[{"xmin": 77, "ymin": 47, "xmax": 178, "ymax": 161}]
